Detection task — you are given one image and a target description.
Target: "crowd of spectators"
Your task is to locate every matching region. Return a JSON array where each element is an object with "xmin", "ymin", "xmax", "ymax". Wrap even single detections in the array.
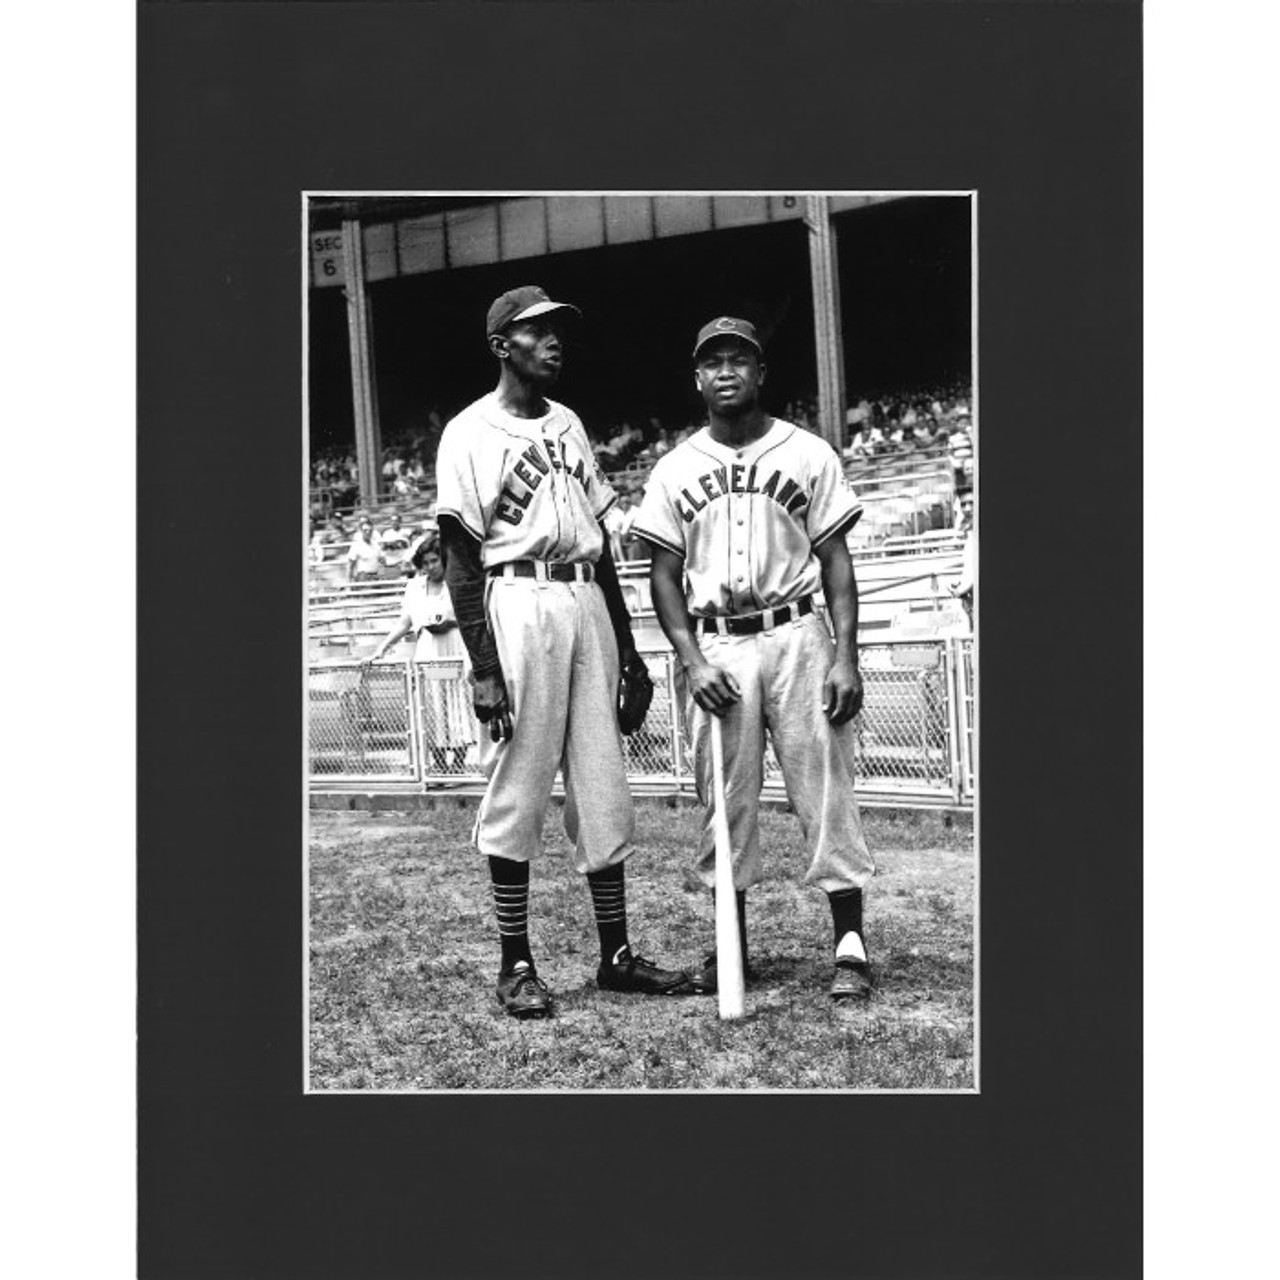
[
  {"xmin": 841, "ymin": 385, "xmax": 973, "ymax": 489},
  {"xmin": 310, "ymin": 448, "xmax": 360, "ymax": 509},
  {"xmin": 310, "ymin": 383, "xmax": 974, "ymax": 567},
  {"xmin": 309, "ymin": 505, "xmax": 439, "ymax": 578},
  {"xmin": 843, "ymin": 386, "xmax": 969, "ymax": 451},
  {"xmin": 311, "ymin": 408, "xmax": 449, "ymax": 511},
  {"xmin": 591, "ymin": 417, "xmax": 698, "ymax": 473},
  {"xmin": 583, "ymin": 384, "xmax": 973, "ymax": 484},
  {"xmin": 311, "ymin": 441, "xmax": 436, "ymax": 509}
]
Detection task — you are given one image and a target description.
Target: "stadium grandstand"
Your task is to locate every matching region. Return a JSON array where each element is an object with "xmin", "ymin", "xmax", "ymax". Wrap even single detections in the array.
[{"xmin": 307, "ymin": 193, "xmax": 976, "ymax": 806}]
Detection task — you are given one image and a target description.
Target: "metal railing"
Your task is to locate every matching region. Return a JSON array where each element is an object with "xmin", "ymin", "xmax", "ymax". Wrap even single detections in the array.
[{"xmin": 308, "ymin": 637, "xmax": 975, "ymax": 808}]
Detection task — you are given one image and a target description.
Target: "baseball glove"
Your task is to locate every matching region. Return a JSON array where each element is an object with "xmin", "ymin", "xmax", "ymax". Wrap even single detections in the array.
[{"xmin": 617, "ymin": 653, "xmax": 655, "ymax": 735}]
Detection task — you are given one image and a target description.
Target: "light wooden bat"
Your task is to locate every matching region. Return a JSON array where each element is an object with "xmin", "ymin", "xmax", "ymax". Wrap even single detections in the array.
[{"xmin": 709, "ymin": 714, "xmax": 745, "ymax": 1020}]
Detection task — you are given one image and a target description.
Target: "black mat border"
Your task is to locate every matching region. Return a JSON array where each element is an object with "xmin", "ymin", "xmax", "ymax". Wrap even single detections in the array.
[{"xmin": 139, "ymin": 3, "xmax": 1141, "ymax": 1277}]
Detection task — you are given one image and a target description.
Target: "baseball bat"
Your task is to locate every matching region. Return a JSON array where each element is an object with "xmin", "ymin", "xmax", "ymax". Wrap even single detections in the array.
[{"xmin": 709, "ymin": 714, "xmax": 745, "ymax": 1020}]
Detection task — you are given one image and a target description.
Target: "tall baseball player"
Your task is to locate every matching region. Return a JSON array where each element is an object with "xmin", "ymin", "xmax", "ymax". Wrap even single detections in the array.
[
  {"xmin": 434, "ymin": 285, "xmax": 689, "ymax": 1019},
  {"xmin": 634, "ymin": 317, "xmax": 876, "ymax": 1000}
]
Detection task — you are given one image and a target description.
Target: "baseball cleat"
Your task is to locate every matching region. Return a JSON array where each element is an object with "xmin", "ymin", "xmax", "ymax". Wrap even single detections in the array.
[
  {"xmin": 829, "ymin": 959, "xmax": 873, "ymax": 1001},
  {"xmin": 596, "ymin": 946, "xmax": 692, "ymax": 995},
  {"xmin": 685, "ymin": 951, "xmax": 754, "ymax": 995},
  {"xmin": 496, "ymin": 961, "xmax": 554, "ymax": 1018}
]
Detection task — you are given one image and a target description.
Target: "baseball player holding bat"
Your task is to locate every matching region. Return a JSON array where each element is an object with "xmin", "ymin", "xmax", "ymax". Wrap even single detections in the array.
[
  {"xmin": 434, "ymin": 285, "xmax": 689, "ymax": 1019},
  {"xmin": 634, "ymin": 317, "xmax": 876, "ymax": 1001}
]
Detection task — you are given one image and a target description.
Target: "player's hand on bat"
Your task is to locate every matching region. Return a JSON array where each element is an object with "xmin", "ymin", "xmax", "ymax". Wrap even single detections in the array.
[
  {"xmin": 824, "ymin": 658, "xmax": 863, "ymax": 724},
  {"xmin": 686, "ymin": 658, "xmax": 742, "ymax": 717},
  {"xmin": 473, "ymin": 671, "xmax": 513, "ymax": 742}
]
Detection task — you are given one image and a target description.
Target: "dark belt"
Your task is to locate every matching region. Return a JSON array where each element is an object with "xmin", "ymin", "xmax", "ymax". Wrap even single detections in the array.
[
  {"xmin": 489, "ymin": 559, "xmax": 595, "ymax": 584},
  {"xmin": 696, "ymin": 596, "xmax": 814, "ymax": 636}
]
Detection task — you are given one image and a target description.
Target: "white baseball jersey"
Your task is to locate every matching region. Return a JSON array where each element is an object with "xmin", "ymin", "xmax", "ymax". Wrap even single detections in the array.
[
  {"xmin": 435, "ymin": 389, "xmax": 634, "ymax": 870},
  {"xmin": 633, "ymin": 419, "xmax": 862, "ymax": 615},
  {"xmin": 435, "ymin": 392, "xmax": 616, "ymax": 566}
]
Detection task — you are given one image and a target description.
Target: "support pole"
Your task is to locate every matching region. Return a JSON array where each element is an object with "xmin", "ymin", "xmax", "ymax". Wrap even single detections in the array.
[
  {"xmin": 341, "ymin": 217, "xmax": 382, "ymax": 510},
  {"xmin": 805, "ymin": 195, "xmax": 847, "ymax": 452}
]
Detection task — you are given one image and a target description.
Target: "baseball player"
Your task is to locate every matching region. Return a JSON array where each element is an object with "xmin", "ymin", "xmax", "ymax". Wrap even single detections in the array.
[
  {"xmin": 434, "ymin": 284, "xmax": 688, "ymax": 1019},
  {"xmin": 634, "ymin": 316, "xmax": 876, "ymax": 1000}
]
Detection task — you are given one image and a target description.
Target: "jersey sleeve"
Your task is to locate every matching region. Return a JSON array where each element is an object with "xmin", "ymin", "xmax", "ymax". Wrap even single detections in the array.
[
  {"xmin": 806, "ymin": 444, "xmax": 863, "ymax": 546},
  {"xmin": 566, "ymin": 408, "xmax": 617, "ymax": 519},
  {"xmin": 434, "ymin": 415, "xmax": 494, "ymax": 541},
  {"xmin": 631, "ymin": 463, "xmax": 686, "ymax": 557}
]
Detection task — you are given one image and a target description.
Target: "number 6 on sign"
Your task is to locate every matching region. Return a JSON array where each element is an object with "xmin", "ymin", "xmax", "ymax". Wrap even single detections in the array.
[{"xmin": 710, "ymin": 714, "xmax": 746, "ymax": 1020}]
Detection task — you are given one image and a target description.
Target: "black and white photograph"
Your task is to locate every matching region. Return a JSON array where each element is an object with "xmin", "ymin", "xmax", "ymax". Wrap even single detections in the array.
[
  {"xmin": 124, "ymin": 2, "xmax": 1157, "ymax": 1276},
  {"xmin": 305, "ymin": 192, "xmax": 977, "ymax": 1092}
]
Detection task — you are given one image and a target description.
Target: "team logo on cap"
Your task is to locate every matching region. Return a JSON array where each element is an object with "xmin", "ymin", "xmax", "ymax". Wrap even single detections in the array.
[{"xmin": 714, "ymin": 317, "xmax": 738, "ymax": 330}]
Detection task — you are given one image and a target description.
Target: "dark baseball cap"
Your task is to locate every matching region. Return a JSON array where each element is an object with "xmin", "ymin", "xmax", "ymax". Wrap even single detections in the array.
[
  {"xmin": 692, "ymin": 316, "xmax": 763, "ymax": 358},
  {"xmin": 486, "ymin": 285, "xmax": 581, "ymax": 338}
]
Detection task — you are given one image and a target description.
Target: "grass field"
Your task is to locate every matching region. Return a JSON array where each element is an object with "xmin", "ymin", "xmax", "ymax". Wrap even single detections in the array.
[{"xmin": 308, "ymin": 799, "xmax": 975, "ymax": 1091}]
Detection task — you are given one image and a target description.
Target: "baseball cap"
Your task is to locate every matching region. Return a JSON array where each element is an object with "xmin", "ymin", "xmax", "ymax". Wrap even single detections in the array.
[
  {"xmin": 486, "ymin": 285, "xmax": 581, "ymax": 338},
  {"xmin": 692, "ymin": 316, "xmax": 763, "ymax": 358}
]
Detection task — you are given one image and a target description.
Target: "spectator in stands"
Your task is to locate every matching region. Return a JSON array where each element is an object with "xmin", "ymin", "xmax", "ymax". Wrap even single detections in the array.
[
  {"xmin": 363, "ymin": 534, "xmax": 474, "ymax": 772},
  {"xmin": 309, "ymin": 512, "xmax": 344, "ymax": 564},
  {"xmin": 603, "ymin": 494, "xmax": 629, "ymax": 564},
  {"xmin": 593, "ymin": 420, "xmax": 638, "ymax": 470},
  {"xmin": 886, "ymin": 419, "xmax": 913, "ymax": 452},
  {"xmin": 379, "ymin": 512, "xmax": 416, "ymax": 573},
  {"xmin": 912, "ymin": 416, "xmax": 943, "ymax": 450},
  {"xmin": 619, "ymin": 489, "xmax": 645, "ymax": 561},
  {"xmin": 949, "ymin": 489, "xmax": 975, "ymax": 627},
  {"xmin": 947, "ymin": 421, "xmax": 975, "ymax": 487},
  {"xmin": 844, "ymin": 399, "xmax": 871, "ymax": 435},
  {"xmin": 844, "ymin": 419, "xmax": 885, "ymax": 461},
  {"xmin": 346, "ymin": 516, "xmax": 384, "ymax": 582}
]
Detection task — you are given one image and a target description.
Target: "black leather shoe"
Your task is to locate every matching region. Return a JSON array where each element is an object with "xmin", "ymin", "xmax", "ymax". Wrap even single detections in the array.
[
  {"xmin": 685, "ymin": 951, "xmax": 754, "ymax": 995},
  {"xmin": 496, "ymin": 961, "xmax": 553, "ymax": 1018},
  {"xmin": 596, "ymin": 946, "xmax": 691, "ymax": 994},
  {"xmin": 830, "ymin": 959, "xmax": 873, "ymax": 1000}
]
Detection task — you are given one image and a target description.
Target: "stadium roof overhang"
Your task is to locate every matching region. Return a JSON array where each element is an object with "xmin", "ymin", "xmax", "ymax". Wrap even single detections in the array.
[{"xmin": 307, "ymin": 193, "xmax": 904, "ymax": 289}]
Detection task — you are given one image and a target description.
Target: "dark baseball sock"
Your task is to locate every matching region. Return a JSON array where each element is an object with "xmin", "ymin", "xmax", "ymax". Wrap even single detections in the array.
[
  {"xmin": 587, "ymin": 863, "xmax": 629, "ymax": 964},
  {"xmin": 707, "ymin": 890, "xmax": 749, "ymax": 969},
  {"xmin": 489, "ymin": 855, "xmax": 533, "ymax": 972},
  {"xmin": 828, "ymin": 887, "xmax": 864, "ymax": 949}
]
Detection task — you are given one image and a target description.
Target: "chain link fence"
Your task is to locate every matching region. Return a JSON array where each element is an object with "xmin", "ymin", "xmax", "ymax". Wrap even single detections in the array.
[
  {"xmin": 620, "ymin": 653, "xmax": 687, "ymax": 783},
  {"xmin": 411, "ymin": 659, "xmax": 482, "ymax": 777},
  {"xmin": 957, "ymin": 639, "xmax": 976, "ymax": 801},
  {"xmin": 308, "ymin": 663, "xmax": 419, "ymax": 779},
  {"xmin": 309, "ymin": 637, "xmax": 975, "ymax": 807}
]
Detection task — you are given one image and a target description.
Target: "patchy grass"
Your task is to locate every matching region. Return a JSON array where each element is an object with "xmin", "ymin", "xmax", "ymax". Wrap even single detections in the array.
[{"xmin": 308, "ymin": 802, "xmax": 974, "ymax": 1091}]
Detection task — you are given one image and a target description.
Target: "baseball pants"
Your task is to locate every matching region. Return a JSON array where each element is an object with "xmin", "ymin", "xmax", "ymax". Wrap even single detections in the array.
[
  {"xmin": 687, "ymin": 610, "xmax": 875, "ymax": 895},
  {"xmin": 474, "ymin": 577, "xmax": 635, "ymax": 873}
]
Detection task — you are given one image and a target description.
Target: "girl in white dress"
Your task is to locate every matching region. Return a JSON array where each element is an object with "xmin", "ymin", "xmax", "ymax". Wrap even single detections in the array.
[{"xmin": 365, "ymin": 534, "xmax": 474, "ymax": 772}]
